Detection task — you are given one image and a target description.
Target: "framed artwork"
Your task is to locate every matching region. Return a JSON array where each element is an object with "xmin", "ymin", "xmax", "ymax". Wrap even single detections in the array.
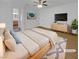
[{"xmin": 27, "ymin": 12, "xmax": 37, "ymax": 20}]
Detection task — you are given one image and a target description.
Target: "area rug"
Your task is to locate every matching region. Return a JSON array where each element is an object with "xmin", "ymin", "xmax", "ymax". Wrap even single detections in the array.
[{"xmin": 41, "ymin": 36, "xmax": 67, "ymax": 59}]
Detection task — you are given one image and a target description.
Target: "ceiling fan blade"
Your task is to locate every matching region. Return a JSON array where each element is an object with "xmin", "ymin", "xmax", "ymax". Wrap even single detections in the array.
[
  {"xmin": 33, "ymin": 4, "xmax": 37, "ymax": 6},
  {"xmin": 39, "ymin": 0, "xmax": 42, "ymax": 4},
  {"xmin": 43, "ymin": 4, "xmax": 48, "ymax": 6},
  {"xmin": 34, "ymin": 1, "xmax": 38, "ymax": 3},
  {"xmin": 43, "ymin": 1, "xmax": 46, "ymax": 3},
  {"xmin": 39, "ymin": 0, "xmax": 42, "ymax": 2}
]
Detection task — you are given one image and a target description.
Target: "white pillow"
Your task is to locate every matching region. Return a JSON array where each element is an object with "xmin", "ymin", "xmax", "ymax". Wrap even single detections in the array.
[{"xmin": 4, "ymin": 29, "xmax": 16, "ymax": 51}]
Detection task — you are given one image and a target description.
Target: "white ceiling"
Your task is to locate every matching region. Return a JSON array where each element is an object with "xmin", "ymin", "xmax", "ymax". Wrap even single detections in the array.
[{"xmin": 0, "ymin": 0, "xmax": 77, "ymax": 8}]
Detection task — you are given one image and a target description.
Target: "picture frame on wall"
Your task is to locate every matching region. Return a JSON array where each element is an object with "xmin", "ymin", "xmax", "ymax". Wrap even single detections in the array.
[{"xmin": 27, "ymin": 12, "xmax": 37, "ymax": 20}]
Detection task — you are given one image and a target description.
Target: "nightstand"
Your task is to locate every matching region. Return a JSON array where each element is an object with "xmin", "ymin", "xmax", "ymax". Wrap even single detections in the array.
[{"xmin": 13, "ymin": 20, "xmax": 20, "ymax": 31}]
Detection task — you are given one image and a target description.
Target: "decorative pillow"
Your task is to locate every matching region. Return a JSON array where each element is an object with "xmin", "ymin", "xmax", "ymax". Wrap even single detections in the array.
[
  {"xmin": 10, "ymin": 30, "xmax": 21, "ymax": 44},
  {"xmin": 0, "ymin": 23, "xmax": 6, "ymax": 58},
  {"xmin": 4, "ymin": 29, "xmax": 16, "ymax": 51},
  {"xmin": 0, "ymin": 34, "xmax": 5, "ymax": 58}
]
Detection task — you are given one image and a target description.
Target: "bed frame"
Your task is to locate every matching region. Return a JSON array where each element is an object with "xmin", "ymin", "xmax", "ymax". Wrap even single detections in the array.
[{"xmin": 28, "ymin": 42, "xmax": 53, "ymax": 59}]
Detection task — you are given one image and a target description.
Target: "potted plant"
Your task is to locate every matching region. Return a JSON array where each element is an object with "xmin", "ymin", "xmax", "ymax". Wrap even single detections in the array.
[{"xmin": 71, "ymin": 19, "xmax": 78, "ymax": 34}]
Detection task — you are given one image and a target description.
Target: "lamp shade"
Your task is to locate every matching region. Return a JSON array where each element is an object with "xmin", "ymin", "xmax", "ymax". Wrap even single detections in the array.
[
  {"xmin": 13, "ymin": 9, "xmax": 19, "ymax": 15},
  {"xmin": 0, "ymin": 23, "xmax": 6, "ymax": 28}
]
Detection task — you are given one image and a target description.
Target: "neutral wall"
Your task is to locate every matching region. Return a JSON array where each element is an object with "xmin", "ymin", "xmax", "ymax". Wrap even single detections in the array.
[
  {"xmin": 0, "ymin": 3, "xmax": 39, "ymax": 30},
  {"xmin": 0, "ymin": 4, "xmax": 13, "ymax": 30},
  {"xmin": 38, "ymin": 2, "xmax": 78, "ymax": 28},
  {"xmin": 0, "ymin": 0, "xmax": 26, "ymax": 30},
  {"xmin": 23, "ymin": 5, "xmax": 39, "ymax": 30},
  {"xmin": 0, "ymin": 2, "xmax": 77, "ymax": 30}
]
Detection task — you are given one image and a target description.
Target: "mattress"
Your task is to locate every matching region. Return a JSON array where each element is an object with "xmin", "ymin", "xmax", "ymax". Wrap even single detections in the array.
[
  {"xmin": 15, "ymin": 32, "xmax": 40, "ymax": 56},
  {"xmin": 23, "ymin": 30, "xmax": 50, "ymax": 48},
  {"xmin": 32, "ymin": 28, "xmax": 58, "ymax": 45}
]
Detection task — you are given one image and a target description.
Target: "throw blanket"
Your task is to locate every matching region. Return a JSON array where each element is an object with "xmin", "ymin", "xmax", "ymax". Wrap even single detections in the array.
[
  {"xmin": 23, "ymin": 29, "xmax": 56, "ymax": 48},
  {"xmin": 32, "ymin": 28, "xmax": 58, "ymax": 45}
]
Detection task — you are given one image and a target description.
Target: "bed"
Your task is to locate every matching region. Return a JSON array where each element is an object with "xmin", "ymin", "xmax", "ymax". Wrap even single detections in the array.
[
  {"xmin": 14, "ymin": 28, "xmax": 58, "ymax": 59},
  {"xmin": 3, "ymin": 28, "xmax": 58, "ymax": 59}
]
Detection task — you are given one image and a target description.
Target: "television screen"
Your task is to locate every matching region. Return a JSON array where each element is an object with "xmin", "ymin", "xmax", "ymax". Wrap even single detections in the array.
[{"xmin": 55, "ymin": 13, "xmax": 67, "ymax": 22}]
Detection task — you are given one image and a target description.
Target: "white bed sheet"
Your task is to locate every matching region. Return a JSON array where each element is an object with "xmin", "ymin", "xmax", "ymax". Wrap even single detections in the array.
[
  {"xmin": 15, "ymin": 32, "xmax": 40, "ymax": 56},
  {"xmin": 23, "ymin": 30, "xmax": 50, "ymax": 48}
]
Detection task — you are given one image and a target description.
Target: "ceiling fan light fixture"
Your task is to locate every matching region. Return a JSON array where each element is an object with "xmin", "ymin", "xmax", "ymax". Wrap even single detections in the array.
[{"xmin": 37, "ymin": 4, "xmax": 42, "ymax": 8}]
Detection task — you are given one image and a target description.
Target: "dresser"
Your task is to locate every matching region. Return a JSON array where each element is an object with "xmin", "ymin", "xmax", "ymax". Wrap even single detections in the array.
[{"xmin": 51, "ymin": 23, "xmax": 68, "ymax": 32}]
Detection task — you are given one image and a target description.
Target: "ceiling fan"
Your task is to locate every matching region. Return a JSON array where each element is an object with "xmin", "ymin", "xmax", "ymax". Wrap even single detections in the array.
[{"xmin": 34, "ymin": 0, "xmax": 48, "ymax": 8}]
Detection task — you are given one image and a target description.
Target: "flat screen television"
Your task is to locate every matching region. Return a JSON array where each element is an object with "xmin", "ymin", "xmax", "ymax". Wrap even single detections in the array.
[{"xmin": 55, "ymin": 13, "xmax": 67, "ymax": 22}]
